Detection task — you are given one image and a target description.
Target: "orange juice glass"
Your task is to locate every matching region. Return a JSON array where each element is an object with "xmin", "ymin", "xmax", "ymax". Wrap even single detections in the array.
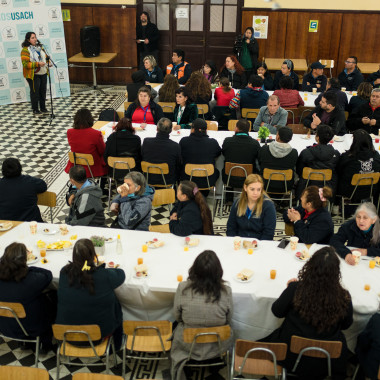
[
  {"xmin": 184, "ymin": 246, "xmax": 189, "ymax": 252},
  {"xmin": 270, "ymin": 270, "xmax": 276, "ymax": 279},
  {"xmin": 40, "ymin": 249, "xmax": 46, "ymax": 258},
  {"xmin": 247, "ymin": 248, "xmax": 253, "ymax": 255},
  {"xmin": 364, "ymin": 284, "xmax": 371, "ymax": 291},
  {"xmin": 142, "ymin": 244, "xmax": 148, "ymax": 253},
  {"xmin": 369, "ymin": 260, "xmax": 376, "ymax": 269},
  {"xmin": 137, "ymin": 258, "xmax": 143, "ymax": 265},
  {"xmin": 177, "ymin": 275, "xmax": 183, "ymax": 282}
]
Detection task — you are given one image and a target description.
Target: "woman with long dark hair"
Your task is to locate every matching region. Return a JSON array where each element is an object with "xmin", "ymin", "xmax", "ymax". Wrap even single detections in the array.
[
  {"xmin": 185, "ymin": 71, "xmax": 212, "ymax": 105},
  {"xmin": 173, "ymin": 87, "xmax": 198, "ymax": 130},
  {"xmin": 169, "ymin": 180, "xmax": 213, "ymax": 236},
  {"xmin": 171, "ymin": 250, "xmax": 233, "ymax": 380},
  {"xmin": 347, "ymin": 82, "xmax": 373, "ymax": 115},
  {"xmin": 158, "ymin": 74, "xmax": 180, "ymax": 102},
  {"xmin": 199, "ymin": 60, "xmax": 219, "ymax": 84},
  {"xmin": 220, "ymin": 55, "xmax": 247, "ymax": 89},
  {"xmin": 263, "ymin": 246, "xmax": 353, "ymax": 379},
  {"xmin": 256, "ymin": 62, "xmax": 274, "ymax": 90},
  {"xmin": 56, "ymin": 239, "xmax": 125, "ymax": 348}
]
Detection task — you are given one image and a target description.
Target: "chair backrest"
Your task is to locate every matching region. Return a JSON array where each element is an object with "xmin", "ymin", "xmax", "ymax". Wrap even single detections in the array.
[
  {"xmin": 37, "ymin": 191, "xmax": 57, "ymax": 207},
  {"xmin": 197, "ymin": 104, "xmax": 209, "ymax": 115},
  {"xmin": 185, "ymin": 163, "xmax": 214, "ymax": 177},
  {"xmin": 0, "ymin": 302, "xmax": 28, "ymax": 336},
  {"xmin": 302, "ymin": 167, "xmax": 332, "ymax": 181},
  {"xmin": 68, "ymin": 152, "xmax": 95, "ymax": 166},
  {"xmin": 141, "ymin": 161, "xmax": 169, "ymax": 175},
  {"xmin": 290, "ymin": 336, "xmax": 342, "ymax": 359},
  {"xmin": 73, "ymin": 374, "xmax": 124, "ymax": 380},
  {"xmin": 298, "ymin": 106, "xmax": 313, "ymax": 122},
  {"xmin": 98, "ymin": 108, "xmax": 119, "ymax": 122},
  {"xmin": 288, "ymin": 123, "xmax": 308, "ymax": 134},
  {"xmin": 0, "ymin": 366, "xmax": 49, "ymax": 380},
  {"xmin": 225, "ymin": 162, "xmax": 253, "ymax": 178},
  {"xmin": 228, "ymin": 119, "xmax": 252, "ymax": 132},
  {"xmin": 53, "ymin": 324, "xmax": 101, "ymax": 342},
  {"xmin": 351, "ymin": 173, "xmax": 380, "ymax": 186},
  {"xmin": 206, "ymin": 120, "xmax": 218, "ymax": 131},
  {"xmin": 319, "ymin": 59, "xmax": 334, "ymax": 69},
  {"xmin": 107, "ymin": 156, "xmax": 136, "ymax": 171},
  {"xmin": 124, "ymin": 101, "xmax": 132, "ymax": 110},
  {"xmin": 158, "ymin": 102, "xmax": 176, "ymax": 113},
  {"xmin": 241, "ymin": 108, "xmax": 260, "ymax": 119},
  {"xmin": 149, "ymin": 224, "xmax": 171, "ymax": 233},
  {"xmin": 123, "ymin": 320, "xmax": 172, "ymax": 337},
  {"xmin": 183, "ymin": 325, "xmax": 231, "ymax": 344},
  {"xmin": 263, "ymin": 168, "xmax": 293, "ymax": 181},
  {"xmin": 152, "ymin": 188, "xmax": 176, "ymax": 207},
  {"xmin": 344, "ymin": 111, "xmax": 349, "ymax": 120}
]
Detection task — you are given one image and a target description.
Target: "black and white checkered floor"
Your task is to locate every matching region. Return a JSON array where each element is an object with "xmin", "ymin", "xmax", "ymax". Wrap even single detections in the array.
[{"xmin": 0, "ymin": 85, "xmax": 345, "ymax": 379}]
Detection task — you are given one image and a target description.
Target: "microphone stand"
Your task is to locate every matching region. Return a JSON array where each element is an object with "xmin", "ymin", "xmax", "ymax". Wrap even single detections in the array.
[{"xmin": 41, "ymin": 44, "xmax": 56, "ymax": 126}]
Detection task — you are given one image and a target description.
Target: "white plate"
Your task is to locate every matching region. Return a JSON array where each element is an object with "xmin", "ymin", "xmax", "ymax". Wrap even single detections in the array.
[
  {"xmin": 300, "ymin": 135, "xmax": 312, "ymax": 140},
  {"xmin": 42, "ymin": 229, "xmax": 58, "ymax": 235},
  {"xmin": 104, "ymin": 237, "xmax": 116, "ymax": 244},
  {"xmin": 133, "ymin": 273, "xmax": 149, "ymax": 279},
  {"xmin": 0, "ymin": 223, "xmax": 13, "ymax": 232},
  {"xmin": 27, "ymin": 257, "xmax": 39, "ymax": 265},
  {"xmin": 294, "ymin": 255, "xmax": 309, "ymax": 262},
  {"xmin": 147, "ymin": 241, "xmax": 165, "ymax": 249},
  {"xmin": 234, "ymin": 275, "xmax": 253, "ymax": 283}
]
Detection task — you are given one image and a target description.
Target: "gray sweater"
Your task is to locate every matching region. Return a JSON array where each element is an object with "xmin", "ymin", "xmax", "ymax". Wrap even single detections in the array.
[{"xmin": 253, "ymin": 106, "xmax": 288, "ymax": 134}]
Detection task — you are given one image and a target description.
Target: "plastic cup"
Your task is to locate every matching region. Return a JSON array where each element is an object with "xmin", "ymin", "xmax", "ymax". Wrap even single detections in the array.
[
  {"xmin": 184, "ymin": 246, "xmax": 189, "ymax": 252},
  {"xmin": 341, "ymin": 87, "xmax": 346, "ymax": 92},
  {"xmin": 234, "ymin": 237, "xmax": 241, "ymax": 250},
  {"xmin": 364, "ymin": 284, "xmax": 371, "ymax": 291},
  {"xmin": 353, "ymin": 91, "xmax": 357, "ymax": 96},
  {"xmin": 369, "ymin": 260, "xmax": 375, "ymax": 269},
  {"xmin": 247, "ymin": 248, "xmax": 253, "ymax": 255},
  {"xmin": 270, "ymin": 270, "xmax": 277, "ymax": 279},
  {"xmin": 352, "ymin": 250, "xmax": 361, "ymax": 265},
  {"xmin": 142, "ymin": 244, "xmax": 148, "ymax": 253},
  {"xmin": 312, "ymin": 88, "xmax": 317, "ymax": 94},
  {"xmin": 137, "ymin": 257, "xmax": 143, "ymax": 265},
  {"xmin": 29, "ymin": 221, "xmax": 37, "ymax": 235},
  {"xmin": 290, "ymin": 237, "xmax": 299, "ymax": 250},
  {"xmin": 177, "ymin": 275, "xmax": 183, "ymax": 282},
  {"xmin": 40, "ymin": 248, "xmax": 46, "ymax": 258}
]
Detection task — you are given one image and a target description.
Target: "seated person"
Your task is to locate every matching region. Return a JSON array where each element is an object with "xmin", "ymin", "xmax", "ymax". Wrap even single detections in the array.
[
  {"xmin": 173, "ymin": 87, "xmax": 198, "ymax": 130},
  {"xmin": 171, "ymin": 250, "xmax": 232, "ymax": 380},
  {"xmin": 229, "ymin": 74, "xmax": 269, "ymax": 111},
  {"xmin": 273, "ymin": 59, "xmax": 299, "ymax": 90},
  {"xmin": 65, "ymin": 108, "xmax": 107, "ymax": 179},
  {"xmin": 347, "ymin": 81, "xmax": 372, "ymax": 115},
  {"xmin": 111, "ymin": 171, "xmax": 154, "ymax": 231},
  {"xmin": 66, "ymin": 166, "xmax": 105, "ymax": 227},
  {"xmin": 303, "ymin": 92, "xmax": 346, "ymax": 136},
  {"xmin": 302, "ymin": 61, "xmax": 327, "ymax": 93},
  {"xmin": 314, "ymin": 77, "xmax": 348, "ymax": 110},
  {"xmin": 166, "ymin": 49, "xmax": 192, "ymax": 85},
  {"xmin": 296, "ymin": 124, "xmax": 340, "ymax": 198},
  {"xmin": 262, "ymin": 246, "xmax": 353, "ymax": 379},
  {"xmin": 0, "ymin": 242, "xmax": 55, "ymax": 351},
  {"xmin": 253, "ymin": 95, "xmax": 288, "ymax": 134},
  {"xmin": 169, "ymin": 180, "xmax": 213, "ymax": 236},
  {"xmin": 227, "ymin": 174, "xmax": 276, "ymax": 240},
  {"xmin": 179, "ymin": 118, "xmax": 221, "ymax": 188},
  {"xmin": 330, "ymin": 202, "xmax": 380, "ymax": 264},
  {"xmin": 284, "ymin": 186, "xmax": 333, "ymax": 244},
  {"xmin": 258, "ymin": 127, "xmax": 298, "ymax": 192},
  {"xmin": 157, "ymin": 74, "xmax": 179, "ymax": 103},
  {"xmin": 126, "ymin": 70, "xmax": 154, "ymax": 102},
  {"xmin": 125, "ymin": 86, "xmax": 164, "ymax": 126},
  {"xmin": 104, "ymin": 117, "xmax": 142, "ymax": 178},
  {"xmin": 219, "ymin": 55, "xmax": 247, "ymax": 89},
  {"xmin": 337, "ymin": 129, "xmax": 380, "ymax": 201},
  {"xmin": 56, "ymin": 238, "xmax": 125, "ymax": 349},
  {"xmin": 256, "ymin": 62, "xmax": 274, "ymax": 90},
  {"xmin": 222, "ymin": 119, "xmax": 260, "ymax": 187},
  {"xmin": 199, "ymin": 60, "xmax": 219, "ymax": 84},
  {"xmin": 143, "ymin": 55, "xmax": 164, "ymax": 83},
  {"xmin": 141, "ymin": 117, "xmax": 181, "ymax": 186},
  {"xmin": 273, "ymin": 76, "xmax": 304, "ymax": 108},
  {"xmin": 338, "ymin": 56, "xmax": 364, "ymax": 91},
  {"xmin": 366, "ymin": 63, "xmax": 380, "ymax": 89},
  {"xmin": 0, "ymin": 157, "xmax": 47, "ymax": 222},
  {"xmin": 346, "ymin": 88, "xmax": 380, "ymax": 134},
  {"xmin": 185, "ymin": 71, "xmax": 212, "ymax": 104},
  {"xmin": 214, "ymin": 77, "xmax": 235, "ymax": 107}
]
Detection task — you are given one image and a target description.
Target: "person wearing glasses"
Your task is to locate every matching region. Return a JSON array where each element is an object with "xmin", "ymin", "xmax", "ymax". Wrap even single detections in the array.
[{"xmin": 338, "ymin": 56, "xmax": 364, "ymax": 91}]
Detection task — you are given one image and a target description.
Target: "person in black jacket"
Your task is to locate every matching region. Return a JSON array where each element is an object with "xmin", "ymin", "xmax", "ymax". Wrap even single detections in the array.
[
  {"xmin": 296, "ymin": 124, "xmax": 340, "ymax": 198},
  {"xmin": 256, "ymin": 62, "xmax": 274, "ymax": 90},
  {"xmin": 366, "ymin": 64, "xmax": 380, "ymax": 89},
  {"xmin": 126, "ymin": 71, "xmax": 154, "ymax": 103},
  {"xmin": 273, "ymin": 59, "xmax": 299, "ymax": 90},
  {"xmin": 283, "ymin": 186, "xmax": 333, "ymax": 244},
  {"xmin": 262, "ymin": 246, "xmax": 353, "ymax": 380},
  {"xmin": 219, "ymin": 55, "xmax": 247, "ymax": 89},
  {"xmin": 303, "ymin": 92, "xmax": 346, "ymax": 135},
  {"xmin": 173, "ymin": 87, "xmax": 198, "ymax": 129},
  {"xmin": 141, "ymin": 117, "xmax": 181, "ymax": 186},
  {"xmin": 104, "ymin": 118, "xmax": 142, "ymax": 178},
  {"xmin": 302, "ymin": 61, "xmax": 327, "ymax": 93},
  {"xmin": 338, "ymin": 56, "xmax": 364, "ymax": 91},
  {"xmin": 258, "ymin": 126, "xmax": 298, "ymax": 192},
  {"xmin": 0, "ymin": 157, "xmax": 47, "ymax": 222},
  {"xmin": 143, "ymin": 55, "xmax": 164, "ymax": 83},
  {"xmin": 179, "ymin": 118, "xmax": 221, "ymax": 189},
  {"xmin": 169, "ymin": 180, "xmax": 213, "ymax": 236},
  {"xmin": 0, "ymin": 243, "xmax": 55, "ymax": 351},
  {"xmin": 337, "ymin": 129, "xmax": 380, "ymax": 200},
  {"xmin": 136, "ymin": 11, "xmax": 159, "ymax": 69},
  {"xmin": 222, "ymin": 119, "xmax": 260, "ymax": 187},
  {"xmin": 314, "ymin": 77, "xmax": 348, "ymax": 110},
  {"xmin": 347, "ymin": 82, "xmax": 372, "ymax": 115}
]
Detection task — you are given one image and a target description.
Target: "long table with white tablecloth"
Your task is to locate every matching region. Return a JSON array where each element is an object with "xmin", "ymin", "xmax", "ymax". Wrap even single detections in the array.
[{"xmin": 1, "ymin": 222, "xmax": 379, "ymax": 352}]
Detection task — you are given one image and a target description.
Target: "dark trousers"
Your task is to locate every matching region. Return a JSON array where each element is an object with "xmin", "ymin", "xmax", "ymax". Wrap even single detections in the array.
[{"xmin": 27, "ymin": 74, "xmax": 47, "ymax": 111}]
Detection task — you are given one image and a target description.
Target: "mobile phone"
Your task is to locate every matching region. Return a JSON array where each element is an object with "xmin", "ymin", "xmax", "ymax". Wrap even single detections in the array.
[{"xmin": 278, "ymin": 239, "xmax": 290, "ymax": 249}]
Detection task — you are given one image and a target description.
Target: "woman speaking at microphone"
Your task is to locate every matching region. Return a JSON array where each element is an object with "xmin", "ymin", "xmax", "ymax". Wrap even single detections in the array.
[{"xmin": 21, "ymin": 32, "xmax": 48, "ymax": 115}]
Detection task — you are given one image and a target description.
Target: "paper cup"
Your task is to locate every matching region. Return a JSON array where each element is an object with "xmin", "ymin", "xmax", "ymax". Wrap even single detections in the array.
[
  {"xmin": 352, "ymin": 250, "xmax": 361, "ymax": 265},
  {"xmin": 341, "ymin": 87, "xmax": 346, "ymax": 92},
  {"xmin": 233, "ymin": 237, "xmax": 241, "ymax": 250},
  {"xmin": 290, "ymin": 236, "xmax": 299, "ymax": 250},
  {"xmin": 312, "ymin": 88, "xmax": 317, "ymax": 94},
  {"xmin": 29, "ymin": 221, "xmax": 37, "ymax": 235}
]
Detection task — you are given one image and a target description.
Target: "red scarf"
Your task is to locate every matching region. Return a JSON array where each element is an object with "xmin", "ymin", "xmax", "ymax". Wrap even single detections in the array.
[{"xmin": 303, "ymin": 209, "xmax": 316, "ymax": 220}]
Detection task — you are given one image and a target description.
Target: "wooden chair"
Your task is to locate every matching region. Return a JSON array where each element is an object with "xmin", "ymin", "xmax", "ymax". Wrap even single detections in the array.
[
  {"xmin": 220, "ymin": 162, "xmax": 253, "ymax": 218},
  {"xmin": 152, "ymin": 188, "xmax": 176, "ymax": 212},
  {"xmin": 298, "ymin": 106, "xmax": 313, "ymax": 123},
  {"xmin": 263, "ymin": 168, "xmax": 294, "ymax": 208},
  {"xmin": 73, "ymin": 373, "xmax": 124, "ymax": 380},
  {"xmin": 288, "ymin": 124, "xmax": 307, "ymax": 134},
  {"xmin": 37, "ymin": 191, "xmax": 57, "ymax": 223},
  {"xmin": 285, "ymin": 109, "xmax": 296, "ymax": 124},
  {"xmin": 149, "ymin": 224, "xmax": 170, "ymax": 233},
  {"xmin": 231, "ymin": 339, "xmax": 287, "ymax": 380},
  {"xmin": 228, "ymin": 119, "xmax": 252, "ymax": 132},
  {"xmin": 285, "ymin": 222, "xmax": 295, "ymax": 236},
  {"xmin": 52, "ymin": 324, "xmax": 116, "ymax": 380},
  {"xmin": 122, "ymin": 320, "xmax": 172, "ymax": 378},
  {"xmin": 319, "ymin": 59, "xmax": 334, "ymax": 78},
  {"xmin": 0, "ymin": 366, "xmax": 49, "ymax": 379},
  {"xmin": 141, "ymin": 161, "xmax": 172, "ymax": 188},
  {"xmin": 158, "ymin": 102, "xmax": 176, "ymax": 114},
  {"xmin": 289, "ymin": 336, "xmax": 342, "ymax": 378},
  {"xmin": 124, "ymin": 101, "xmax": 132, "ymax": 111},
  {"xmin": 68, "ymin": 152, "xmax": 96, "ymax": 181},
  {"xmin": 241, "ymin": 108, "xmax": 260, "ymax": 120},
  {"xmin": 107, "ymin": 157, "xmax": 136, "ymax": 209},
  {"xmin": 206, "ymin": 120, "xmax": 218, "ymax": 130},
  {"xmin": 197, "ymin": 104, "xmax": 209, "ymax": 119},
  {"xmin": 302, "ymin": 167, "xmax": 332, "ymax": 188},
  {"xmin": 0, "ymin": 302, "xmax": 40, "ymax": 367},
  {"xmin": 340, "ymin": 172, "xmax": 380, "ymax": 222},
  {"xmin": 352, "ymin": 363, "xmax": 380, "ymax": 380},
  {"xmin": 185, "ymin": 163, "xmax": 216, "ymax": 221},
  {"xmin": 182, "ymin": 325, "xmax": 231, "ymax": 376}
]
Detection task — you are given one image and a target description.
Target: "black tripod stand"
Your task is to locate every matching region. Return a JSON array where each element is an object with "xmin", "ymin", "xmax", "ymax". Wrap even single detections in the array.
[{"xmin": 41, "ymin": 45, "xmax": 56, "ymax": 126}]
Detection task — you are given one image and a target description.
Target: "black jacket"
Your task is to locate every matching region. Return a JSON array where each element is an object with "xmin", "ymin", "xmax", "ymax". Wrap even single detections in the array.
[
  {"xmin": 330, "ymin": 218, "xmax": 380, "ymax": 258},
  {"xmin": 346, "ymin": 102, "xmax": 380, "ymax": 134},
  {"xmin": 347, "ymin": 95, "xmax": 368, "ymax": 115},
  {"xmin": 303, "ymin": 105, "xmax": 346, "ymax": 135},
  {"xmin": 220, "ymin": 68, "xmax": 247, "ymax": 89},
  {"xmin": 179, "ymin": 132, "xmax": 221, "ymax": 188},
  {"xmin": 302, "ymin": 72, "xmax": 327, "ymax": 93},
  {"xmin": 222, "ymin": 133, "xmax": 261, "ymax": 187},
  {"xmin": 169, "ymin": 199, "xmax": 203, "ymax": 236},
  {"xmin": 125, "ymin": 101, "xmax": 164, "ymax": 125},
  {"xmin": 337, "ymin": 150, "xmax": 380, "ymax": 199},
  {"xmin": 173, "ymin": 103, "xmax": 198, "ymax": 129},
  {"xmin": 262, "ymin": 72, "xmax": 274, "ymax": 90},
  {"xmin": 233, "ymin": 35, "xmax": 259, "ymax": 70},
  {"xmin": 283, "ymin": 205, "xmax": 334, "ymax": 244},
  {"xmin": 141, "ymin": 132, "xmax": 181, "ymax": 185},
  {"xmin": 314, "ymin": 87, "xmax": 348, "ymax": 111},
  {"xmin": 136, "ymin": 22, "xmax": 159, "ymax": 52},
  {"xmin": 366, "ymin": 70, "xmax": 380, "ymax": 88},
  {"xmin": 338, "ymin": 68, "xmax": 364, "ymax": 91},
  {"xmin": 104, "ymin": 130, "xmax": 142, "ymax": 177},
  {"xmin": 144, "ymin": 67, "xmax": 164, "ymax": 83},
  {"xmin": 273, "ymin": 71, "xmax": 299, "ymax": 90}
]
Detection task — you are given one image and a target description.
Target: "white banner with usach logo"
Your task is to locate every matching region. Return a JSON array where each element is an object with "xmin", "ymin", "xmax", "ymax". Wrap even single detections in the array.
[{"xmin": 0, "ymin": 0, "xmax": 70, "ymax": 105}]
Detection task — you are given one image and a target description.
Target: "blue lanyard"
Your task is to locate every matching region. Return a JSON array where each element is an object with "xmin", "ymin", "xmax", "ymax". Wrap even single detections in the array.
[
  {"xmin": 146, "ymin": 69, "xmax": 152, "ymax": 78},
  {"xmin": 141, "ymin": 105, "xmax": 149, "ymax": 122}
]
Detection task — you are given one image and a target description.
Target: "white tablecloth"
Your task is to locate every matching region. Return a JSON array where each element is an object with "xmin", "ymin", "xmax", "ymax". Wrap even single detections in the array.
[{"xmin": 2, "ymin": 223, "xmax": 379, "ymax": 351}]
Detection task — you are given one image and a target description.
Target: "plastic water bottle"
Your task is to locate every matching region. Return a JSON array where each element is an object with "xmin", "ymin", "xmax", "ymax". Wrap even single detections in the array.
[{"xmin": 116, "ymin": 234, "xmax": 122, "ymax": 255}]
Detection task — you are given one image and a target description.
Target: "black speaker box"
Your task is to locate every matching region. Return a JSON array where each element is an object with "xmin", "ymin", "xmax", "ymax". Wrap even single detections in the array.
[{"xmin": 80, "ymin": 25, "xmax": 100, "ymax": 57}]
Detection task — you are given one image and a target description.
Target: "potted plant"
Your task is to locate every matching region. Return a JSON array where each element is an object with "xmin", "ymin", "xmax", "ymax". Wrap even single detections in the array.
[
  {"xmin": 90, "ymin": 236, "xmax": 105, "ymax": 255},
  {"xmin": 258, "ymin": 126, "xmax": 270, "ymax": 143}
]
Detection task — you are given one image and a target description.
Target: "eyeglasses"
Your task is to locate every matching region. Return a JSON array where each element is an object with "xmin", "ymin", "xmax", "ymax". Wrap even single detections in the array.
[{"xmin": 345, "ymin": 60, "xmax": 355, "ymax": 64}]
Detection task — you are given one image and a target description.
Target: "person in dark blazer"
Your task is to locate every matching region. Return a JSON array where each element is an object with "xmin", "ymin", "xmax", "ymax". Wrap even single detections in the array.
[
  {"xmin": 302, "ymin": 61, "xmax": 327, "ymax": 93},
  {"xmin": 172, "ymin": 87, "xmax": 198, "ymax": 130},
  {"xmin": 366, "ymin": 64, "xmax": 380, "ymax": 88},
  {"xmin": 143, "ymin": 55, "xmax": 164, "ymax": 83},
  {"xmin": 314, "ymin": 77, "xmax": 348, "ymax": 110},
  {"xmin": 179, "ymin": 118, "xmax": 221, "ymax": 188},
  {"xmin": 256, "ymin": 62, "xmax": 274, "ymax": 90},
  {"xmin": 0, "ymin": 243, "xmax": 55, "ymax": 351},
  {"xmin": 141, "ymin": 117, "xmax": 181, "ymax": 186},
  {"xmin": 347, "ymin": 82, "xmax": 372, "ymax": 115},
  {"xmin": 126, "ymin": 70, "xmax": 153, "ymax": 102},
  {"xmin": 283, "ymin": 186, "xmax": 334, "ymax": 244},
  {"xmin": 56, "ymin": 239, "xmax": 125, "ymax": 349},
  {"xmin": 219, "ymin": 55, "xmax": 247, "ymax": 89},
  {"xmin": 104, "ymin": 118, "xmax": 142, "ymax": 178},
  {"xmin": 338, "ymin": 56, "xmax": 364, "ymax": 91},
  {"xmin": 273, "ymin": 59, "xmax": 299, "ymax": 90},
  {"xmin": 0, "ymin": 158, "xmax": 47, "ymax": 222},
  {"xmin": 262, "ymin": 246, "xmax": 353, "ymax": 380}
]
